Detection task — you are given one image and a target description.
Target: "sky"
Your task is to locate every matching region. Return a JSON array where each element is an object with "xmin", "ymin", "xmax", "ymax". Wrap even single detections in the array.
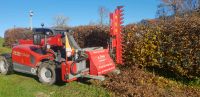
[{"xmin": 0, "ymin": 0, "xmax": 160, "ymax": 37}]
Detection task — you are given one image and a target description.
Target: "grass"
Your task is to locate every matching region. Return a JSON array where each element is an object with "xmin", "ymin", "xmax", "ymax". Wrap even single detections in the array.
[
  {"xmin": 0, "ymin": 38, "xmax": 111, "ymax": 97},
  {"xmin": 0, "ymin": 74, "xmax": 110, "ymax": 97}
]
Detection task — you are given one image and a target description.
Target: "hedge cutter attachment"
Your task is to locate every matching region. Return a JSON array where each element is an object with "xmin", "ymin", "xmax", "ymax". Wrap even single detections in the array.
[{"xmin": 109, "ymin": 6, "xmax": 124, "ymax": 65}]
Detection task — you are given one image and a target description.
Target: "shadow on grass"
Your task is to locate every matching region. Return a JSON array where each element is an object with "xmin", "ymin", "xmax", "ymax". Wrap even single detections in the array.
[
  {"xmin": 13, "ymin": 71, "xmax": 38, "ymax": 80},
  {"xmin": 55, "ymin": 78, "xmax": 92, "ymax": 86},
  {"xmin": 77, "ymin": 78, "xmax": 92, "ymax": 85},
  {"xmin": 145, "ymin": 66, "xmax": 200, "ymax": 86}
]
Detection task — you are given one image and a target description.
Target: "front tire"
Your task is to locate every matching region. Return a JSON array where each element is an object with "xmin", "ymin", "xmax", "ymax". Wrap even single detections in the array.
[
  {"xmin": 38, "ymin": 61, "xmax": 56, "ymax": 85},
  {"xmin": 0, "ymin": 56, "xmax": 12, "ymax": 75}
]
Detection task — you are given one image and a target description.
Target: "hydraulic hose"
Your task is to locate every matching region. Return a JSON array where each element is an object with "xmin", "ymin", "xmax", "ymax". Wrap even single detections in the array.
[{"xmin": 70, "ymin": 56, "xmax": 87, "ymax": 75}]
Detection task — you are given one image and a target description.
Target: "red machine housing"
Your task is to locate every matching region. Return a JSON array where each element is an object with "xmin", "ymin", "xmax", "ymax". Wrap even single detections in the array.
[
  {"xmin": 61, "ymin": 49, "xmax": 116, "ymax": 82},
  {"xmin": 19, "ymin": 34, "xmax": 63, "ymax": 46},
  {"xmin": 85, "ymin": 49, "xmax": 115, "ymax": 75},
  {"xmin": 61, "ymin": 61, "xmax": 78, "ymax": 82},
  {"xmin": 12, "ymin": 44, "xmax": 54, "ymax": 68}
]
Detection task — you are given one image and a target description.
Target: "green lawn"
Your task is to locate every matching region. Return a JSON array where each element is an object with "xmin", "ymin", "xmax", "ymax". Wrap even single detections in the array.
[
  {"xmin": 0, "ymin": 74, "xmax": 110, "ymax": 97},
  {"xmin": 0, "ymin": 38, "xmax": 111, "ymax": 97}
]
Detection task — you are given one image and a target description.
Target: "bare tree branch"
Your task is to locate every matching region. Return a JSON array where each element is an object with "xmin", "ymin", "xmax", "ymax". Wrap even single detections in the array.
[
  {"xmin": 98, "ymin": 6, "xmax": 109, "ymax": 26},
  {"xmin": 53, "ymin": 15, "xmax": 69, "ymax": 29}
]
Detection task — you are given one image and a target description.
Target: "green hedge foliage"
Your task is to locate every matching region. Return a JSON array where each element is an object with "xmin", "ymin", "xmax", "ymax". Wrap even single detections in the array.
[{"xmin": 123, "ymin": 15, "xmax": 200, "ymax": 78}]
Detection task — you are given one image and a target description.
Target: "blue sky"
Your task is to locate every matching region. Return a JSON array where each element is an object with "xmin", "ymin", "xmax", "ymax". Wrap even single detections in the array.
[{"xmin": 0, "ymin": 0, "xmax": 160, "ymax": 37}]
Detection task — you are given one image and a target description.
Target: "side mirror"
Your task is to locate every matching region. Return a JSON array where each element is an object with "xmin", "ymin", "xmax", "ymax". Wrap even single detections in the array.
[{"xmin": 33, "ymin": 34, "xmax": 42, "ymax": 45}]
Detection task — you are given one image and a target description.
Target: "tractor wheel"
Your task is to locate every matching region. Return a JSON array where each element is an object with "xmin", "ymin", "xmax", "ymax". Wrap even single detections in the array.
[
  {"xmin": 38, "ymin": 61, "xmax": 56, "ymax": 85},
  {"xmin": 0, "ymin": 56, "xmax": 12, "ymax": 75}
]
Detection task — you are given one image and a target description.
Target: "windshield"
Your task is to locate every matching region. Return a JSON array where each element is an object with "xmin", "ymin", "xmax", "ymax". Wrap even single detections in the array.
[{"xmin": 33, "ymin": 28, "xmax": 54, "ymax": 35}]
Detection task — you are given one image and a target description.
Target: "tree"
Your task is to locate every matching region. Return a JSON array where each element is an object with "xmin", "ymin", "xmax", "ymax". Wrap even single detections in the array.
[
  {"xmin": 53, "ymin": 15, "xmax": 69, "ymax": 29},
  {"xmin": 157, "ymin": 0, "xmax": 199, "ymax": 17},
  {"xmin": 184, "ymin": 0, "xmax": 199, "ymax": 14},
  {"xmin": 161, "ymin": 0, "xmax": 184, "ymax": 16},
  {"xmin": 98, "ymin": 6, "xmax": 109, "ymax": 26},
  {"xmin": 156, "ymin": 3, "xmax": 169, "ymax": 20}
]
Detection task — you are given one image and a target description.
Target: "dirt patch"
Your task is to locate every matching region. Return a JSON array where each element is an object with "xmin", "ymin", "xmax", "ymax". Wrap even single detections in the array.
[
  {"xmin": 101, "ymin": 66, "xmax": 200, "ymax": 97},
  {"xmin": 35, "ymin": 92, "xmax": 50, "ymax": 97}
]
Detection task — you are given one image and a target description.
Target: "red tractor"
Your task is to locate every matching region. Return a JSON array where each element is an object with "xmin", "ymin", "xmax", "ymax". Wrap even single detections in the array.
[{"xmin": 0, "ymin": 6, "xmax": 124, "ymax": 85}]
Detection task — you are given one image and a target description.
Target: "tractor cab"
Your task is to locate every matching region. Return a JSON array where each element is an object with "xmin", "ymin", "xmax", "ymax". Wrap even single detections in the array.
[{"xmin": 32, "ymin": 28, "xmax": 80, "ymax": 48}]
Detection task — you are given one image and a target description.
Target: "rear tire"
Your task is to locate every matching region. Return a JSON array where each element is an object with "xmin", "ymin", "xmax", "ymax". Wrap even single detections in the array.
[
  {"xmin": 38, "ymin": 61, "xmax": 56, "ymax": 85},
  {"xmin": 0, "ymin": 56, "xmax": 12, "ymax": 75}
]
